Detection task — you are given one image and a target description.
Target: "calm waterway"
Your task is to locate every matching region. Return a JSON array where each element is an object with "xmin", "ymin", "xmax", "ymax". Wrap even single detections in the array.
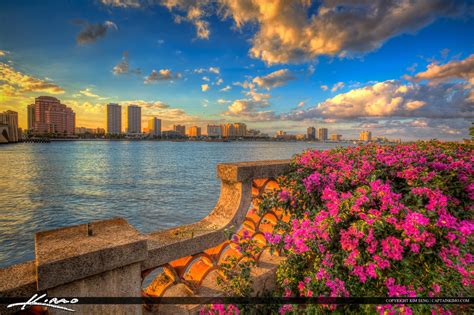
[{"xmin": 0, "ymin": 140, "xmax": 350, "ymax": 267}]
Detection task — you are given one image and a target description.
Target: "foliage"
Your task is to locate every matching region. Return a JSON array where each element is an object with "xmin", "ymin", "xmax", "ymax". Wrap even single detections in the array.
[{"xmin": 257, "ymin": 141, "xmax": 473, "ymax": 314}]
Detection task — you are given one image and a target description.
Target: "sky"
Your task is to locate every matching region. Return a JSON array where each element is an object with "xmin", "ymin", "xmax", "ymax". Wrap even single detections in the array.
[{"xmin": 0, "ymin": 0, "xmax": 473, "ymax": 140}]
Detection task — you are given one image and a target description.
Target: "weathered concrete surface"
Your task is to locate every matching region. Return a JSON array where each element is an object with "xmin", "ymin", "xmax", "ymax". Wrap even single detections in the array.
[
  {"xmin": 36, "ymin": 218, "xmax": 147, "ymax": 290},
  {"xmin": 217, "ymin": 160, "xmax": 291, "ymax": 183},
  {"xmin": 0, "ymin": 261, "xmax": 40, "ymax": 314},
  {"xmin": 48, "ymin": 262, "xmax": 142, "ymax": 315}
]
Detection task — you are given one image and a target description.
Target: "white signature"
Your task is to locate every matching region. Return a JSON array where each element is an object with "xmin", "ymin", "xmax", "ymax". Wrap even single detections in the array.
[{"xmin": 7, "ymin": 293, "xmax": 78, "ymax": 312}]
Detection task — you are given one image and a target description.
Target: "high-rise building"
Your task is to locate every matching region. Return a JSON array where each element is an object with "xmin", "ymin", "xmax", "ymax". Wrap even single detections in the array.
[
  {"xmin": 31, "ymin": 96, "xmax": 75, "ymax": 135},
  {"xmin": 107, "ymin": 103, "xmax": 122, "ymax": 135},
  {"xmin": 0, "ymin": 110, "xmax": 19, "ymax": 142},
  {"xmin": 307, "ymin": 127, "xmax": 316, "ymax": 140},
  {"xmin": 127, "ymin": 105, "xmax": 141, "ymax": 134},
  {"xmin": 207, "ymin": 124, "xmax": 221, "ymax": 137},
  {"xmin": 233, "ymin": 123, "xmax": 247, "ymax": 137},
  {"xmin": 188, "ymin": 126, "xmax": 201, "ymax": 137},
  {"xmin": 317, "ymin": 128, "xmax": 328, "ymax": 141},
  {"xmin": 221, "ymin": 123, "xmax": 236, "ymax": 138},
  {"xmin": 360, "ymin": 130, "xmax": 372, "ymax": 142},
  {"xmin": 331, "ymin": 134, "xmax": 342, "ymax": 141},
  {"xmin": 173, "ymin": 125, "xmax": 186, "ymax": 136},
  {"xmin": 27, "ymin": 104, "xmax": 35, "ymax": 131},
  {"xmin": 148, "ymin": 117, "xmax": 162, "ymax": 137}
]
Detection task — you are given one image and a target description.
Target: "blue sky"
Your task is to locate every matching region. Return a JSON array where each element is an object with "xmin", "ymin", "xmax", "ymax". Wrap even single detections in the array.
[{"xmin": 0, "ymin": 0, "xmax": 473, "ymax": 140}]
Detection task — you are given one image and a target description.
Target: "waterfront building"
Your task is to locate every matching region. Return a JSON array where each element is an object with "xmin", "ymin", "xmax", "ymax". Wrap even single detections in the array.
[
  {"xmin": 188, "ymin": 126, "xmax": 201, "ymax": 137},
  {"xmin": 306, "ymin": 127, "xmax": 316, "ymax": 140},
  {"xmin": 27, "ymin": 104, "xmax": 35, "ymax": 131},
  {"xmin": 331, "ymin": 134, "xmax": 342, "ymax": 141},
  {"xmin": 360, "ymin": 130, "xmax": 372, "ymax": 142},
  {"xmin": 296, "ymin": 134, "xmax": 306, "ymax": 140},
  {"xmin": 148, "ymin": 118, "xmax": 162, "ymax": 137},
  {"xmin": 0, "ymin": 124, "xmax": 8, "ymax": 143},
  {"xmin": 221, "ymin": 123, "xmax": 235, "ymax": 138},
  {"xmin": 207, "ymin": 124, "xmax": 221, "ymax": 137},
  {"xmin": 276, "ymin": 130, "xmax": 286, "ymax": 137},
  {"xmin": 233, "ymin": 123, "xmax": 247, "ymax": 137},
  {"xmin": 318, "ymin": 128, "xmax": 328, "ymax": 141},
  {"xmin": 0, "ymin": 110, "xmax": 19, "ymax": 142},
  {"xmin": 107, "ymin": 103, "xmax": 122, "ymax": 135},
  {"xmin": 31, "ymin": 96, "xmax": 75, "ymax": 136},
  {"xmin": 162, "ymin": 130, "xmax": 182, "ymax": 138},
  {"xmin": 127, "ymin": 105, "xmax": 141, "ymax": 134},
  {"xmin": 173, "ymin": 125, "xmax": 186, "ymax": 136}
]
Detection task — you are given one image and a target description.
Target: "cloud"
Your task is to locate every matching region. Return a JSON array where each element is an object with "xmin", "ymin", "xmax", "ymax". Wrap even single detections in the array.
[
  {"xmin": 215, "ymin": 78, "xmax": 223, "ymax": 85},
  {"xmin": 100, "ymin": 1, "xmax": 466, "ymax": 65},
  {"xmin": 331, "ymin": 82, "xmax": 345, "ymax": 92},
  {"xmin": 76, "ymin": 20, "xmax": 117, "ymax": 44},
  {"xmin": 282, "ymin": 80, "xmax": 473, "ymax": 120},
  {"xmin": 144, "ymin": 69, "xmax": 181, "ymax": 84},
  {"xmin": 411, "ymin": 54, "xmax": 474, "ymax": 84},
  {"xmin": 0, "ymin": 62, "xmax": 65, "ymax": 94},
  {"xmin": 0, "ymin": 50, "xmax": 8, "ymax": 57},
  {"xmin": 194, "ymin": 66, "xmax": 220, "ymax": 74},
  {"xmin": 112, "ymin": 51, "xmax": 141, "ymax": 76},
  {"xmin": 220, "ymin": 85, "xmax": 231, "ymax": 92},
  {"xmin": 321, "ymin": 85, "xmax": 329, "ymax": 91},
  {"xmin": 252, "ymin": 69, "xmax": 295, "ymax": 90},
  {"xmin": 219, "ymin": 0, "xmax": 465, "ymax": 65},
  {"xmin": 224, "ymin": 99, "xmax": 277, "ymax": 121},
  {"xmin": 202, "ymin": 76, "xmax": 210, "ymax": 81},
  {"xmin": 120, "ymin": 99, "xmax": 170, "ymax": 109},
  {"xmin": 100, "ymin": 0, "xmax": 142, "ymax": 8},
  {"xmin": 201, "ymin": 83, "xmax": 210, "ymax": 91},
  {"xmin": 217, "ymin": 98, "xmax": 230, "ymax": 104},
  {"xmin": 162, "ymin": 0, "xmax": 211, "ymax": 39},
  {"xmin": 297, "ymin": 101, "xmax": 305, "ymax": 108},
  {"xmin": 79, "ymin": 88, "xmax": 101, "ymax": 98}
]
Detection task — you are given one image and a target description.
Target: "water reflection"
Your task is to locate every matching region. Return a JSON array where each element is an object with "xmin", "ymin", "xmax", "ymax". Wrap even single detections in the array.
[{"xmin": 0, "ymin": 141, "xmax": 349, "ymax": 267}]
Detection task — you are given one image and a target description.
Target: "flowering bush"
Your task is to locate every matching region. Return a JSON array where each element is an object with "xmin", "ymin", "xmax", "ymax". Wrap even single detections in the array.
[{"xmin": 256, "ymin": 141, "xmax": 473, "ymax": 314}]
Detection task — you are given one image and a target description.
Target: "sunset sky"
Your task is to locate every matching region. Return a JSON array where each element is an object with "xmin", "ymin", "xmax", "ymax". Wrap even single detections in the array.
[{"xmin": 0, "ymin": 0, "xmax": 473, "ymax": 140}]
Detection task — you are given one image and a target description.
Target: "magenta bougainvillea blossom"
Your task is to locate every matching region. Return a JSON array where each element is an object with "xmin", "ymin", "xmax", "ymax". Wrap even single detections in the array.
[{"xmin": 257, "ymin": 142, "xmax": 473, "ymax": 314}]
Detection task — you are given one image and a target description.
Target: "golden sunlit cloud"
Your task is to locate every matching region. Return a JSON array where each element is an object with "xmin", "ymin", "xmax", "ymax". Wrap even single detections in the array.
[{"xmin": 0, "ymin": 62, "xmax": 65, "ymax": 95}]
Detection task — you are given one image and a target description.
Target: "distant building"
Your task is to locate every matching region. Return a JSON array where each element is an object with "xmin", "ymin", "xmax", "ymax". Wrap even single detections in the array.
[
  {"xmin": 127, "ymin": 105, "xmax": 141, "ymax": 134},
  {"xmin": 0, "ymin": 110, "xmax": 19, "ymax": 142},
  {"xmin": 331, "ymin": 134, "xmax": 342, "ymax": 141},
  {"xmin": 207, "ymin": 124, "xmax": 221, "ymax": 137},
  {"xmin": 148, "ymin": 118, "xmax": 162, "ymax": 137},
  {"xmin": 221, "ymin": 123, "xmax": 235, "ymax": 138},
  {"xmin": 318, "ymin": 128, "xmax": 328, "ymax": 141},
  {"xmin": 31, "ymin": 96, "xmax": 75, "ymax": 136},
  {"xmin": 173, "ymin": 125, "xmax": 186, "ymax": 136},
  {"xmin": 276, "ymin": 130, "xmax": 287, "ymax": 137},
  {"xmin": 96, "ymin": 128, "xmax": 105, "ymax": 135},
  {"xmin": 307, "ymin": 127, "xmax": 316, "ymax": 140},
  {"xmin": 360, "ymin": 130, "xmax": 372, "ymax": 142},
  {"xmin": 233, "ymin": 123, "xmax": 247, "ymax": 137},
  {"xmin": 27, "ymin": 104, "xmax": 35, "ymax": 131},
  {"xmin": 296, "ymin": 134, "xmax": 306, "ymax": 140},
  {"xmin": 188, "ymin": 126, "xmax": 201, "ymax": 137},
  {"xmin": 107, "ymin": 103, "xmax": 122, "ymax": 135},
  {"xmin": 162, "ymin": 130, "xmax": 182, "ymax": 138},
  {"xmin": 0, "ymin": 124, "xmax": 8, "ymax": 144}
]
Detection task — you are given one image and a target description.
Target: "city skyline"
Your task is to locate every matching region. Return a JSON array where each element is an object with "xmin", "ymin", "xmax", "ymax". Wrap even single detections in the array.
[{"xmin": 0, "ymin": 1, "xmax": 473, "ymax": 140}]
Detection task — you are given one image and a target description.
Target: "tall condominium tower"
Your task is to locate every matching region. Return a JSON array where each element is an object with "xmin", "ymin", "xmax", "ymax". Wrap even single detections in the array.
[
  {"xmin": 27, "ymin": 104, "xmax": 35, "ymax": 131},
  {"xmin": 31, "ymin": 96, "xmax": 75, "ymax": 135},
  {"xmin": 188, "ymin": 126, "xmax": 201, "ymax": 137},
  {"xmin": 318, "ymin": 128, "xmax": 328, "ymax": 141},
  {"xmin": 107, "ymin": 103, "xmax": 122, "ymax": 135},
  {"xmin": 233, "ymin": 123, "xmax": 247, "ymax": 137},
  {"xmin": 127, "ymin": 105, "xmax": 141, "ymax": 134},
  {"xmin": 307, "ymin": 127, "xmax": 316, "ymax": 140},
  {"xmin": 148, "ymin": 117, "xmax": 162, "ymax": 136}
]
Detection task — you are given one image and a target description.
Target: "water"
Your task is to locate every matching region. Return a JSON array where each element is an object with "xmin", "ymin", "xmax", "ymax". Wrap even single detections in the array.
[{"xmin": 0, "ymin": 140, "xmax": 349, "ymax": 268}]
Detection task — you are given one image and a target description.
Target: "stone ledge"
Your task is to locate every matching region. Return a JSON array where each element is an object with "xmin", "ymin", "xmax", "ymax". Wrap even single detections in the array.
[
  {"xmin": 35, "ymin": 218, "xmax": 148, "ymax": 291},
  {"xmin": 217, "ymin": 160, "xmax": 290, "ymax": 183}
]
